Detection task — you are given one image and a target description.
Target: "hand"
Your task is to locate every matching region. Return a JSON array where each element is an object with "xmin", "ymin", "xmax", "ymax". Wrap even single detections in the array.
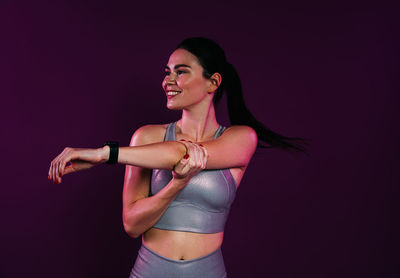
[
  {"xmin": 172, "ymin": 140, "xmax": 208, "ymax": 184},
  {"xmin": 48, "ymin": 147, "xmax": 105, "ymax": 184}
]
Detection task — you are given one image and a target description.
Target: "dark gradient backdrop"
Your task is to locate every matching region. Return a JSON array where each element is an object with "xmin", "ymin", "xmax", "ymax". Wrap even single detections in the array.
[{"xmin": 1, "ymin": 1, "xmax": 398, "ymax": 277}]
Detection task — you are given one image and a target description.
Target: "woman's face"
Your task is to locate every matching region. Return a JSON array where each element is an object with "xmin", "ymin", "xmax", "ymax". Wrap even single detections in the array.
[{"xmin": 162, "ymin": 49, "xmax": 211, "ymax": 110}]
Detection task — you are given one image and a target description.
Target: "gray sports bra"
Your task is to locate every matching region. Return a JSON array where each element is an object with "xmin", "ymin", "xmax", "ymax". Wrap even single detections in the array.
[{"xmin": 150, "ymin": 122, "xmax": 237, "ymax": 234}]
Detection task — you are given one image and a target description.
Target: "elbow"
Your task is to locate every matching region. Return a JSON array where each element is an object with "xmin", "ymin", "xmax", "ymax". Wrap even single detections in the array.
[
  {"xmin": 123, "ymin": 210, "xmax": 143, "ymax": 238},
  {"xmin": 123, "ymin": 222, "xmax": 142, "ymax": 238}
]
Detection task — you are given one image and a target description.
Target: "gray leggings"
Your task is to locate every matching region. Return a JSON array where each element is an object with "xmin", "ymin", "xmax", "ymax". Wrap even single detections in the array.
[{"xmin": 130, "ymin": 244, "xmax": 227, "ymax": 278}]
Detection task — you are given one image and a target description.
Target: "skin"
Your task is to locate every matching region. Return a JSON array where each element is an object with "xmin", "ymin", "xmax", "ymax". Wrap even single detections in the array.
[{"xmin": 48, "ymin": 48, "xmax": 258, "ymax": 260}]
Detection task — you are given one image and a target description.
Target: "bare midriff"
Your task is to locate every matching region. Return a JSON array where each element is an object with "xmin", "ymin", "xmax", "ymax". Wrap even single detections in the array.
[{"xmin": 143, "ymin": 228, "xmax": 224, "ymax": 260}]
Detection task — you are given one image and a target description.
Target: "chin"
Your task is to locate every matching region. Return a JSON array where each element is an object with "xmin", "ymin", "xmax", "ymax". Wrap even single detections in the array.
[{"xmin": 166, "ymin": 102, "xmax": 183, "ymax": 110}]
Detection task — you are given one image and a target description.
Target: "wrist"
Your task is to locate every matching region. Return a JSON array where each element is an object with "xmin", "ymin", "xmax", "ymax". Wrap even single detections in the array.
[
  {"xmin": 171, "ymin": 176, "xmax": 190, "ymax": 190},
  {"xmin": 99, "ymin": 145, "xmax": 110, "ymax": 163},
  {"xmin": 102, "ymin": 141, "xmax": 119, "ymax": 164}
]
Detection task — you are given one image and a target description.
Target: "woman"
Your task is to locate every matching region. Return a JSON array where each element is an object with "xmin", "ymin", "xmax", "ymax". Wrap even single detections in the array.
[{"xmin": 48, "ymin": 37, "xmax": 307, "ymax": 277}]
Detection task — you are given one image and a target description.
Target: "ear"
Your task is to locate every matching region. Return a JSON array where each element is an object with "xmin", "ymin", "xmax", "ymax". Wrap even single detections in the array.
[{"xmin": 207, "ymin": 72, "xmax": 222, "ymax": 93}]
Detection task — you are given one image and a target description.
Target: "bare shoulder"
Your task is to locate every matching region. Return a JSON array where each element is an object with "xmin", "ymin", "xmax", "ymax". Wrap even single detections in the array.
[
  {"xmin": 203, "ymin": 125, "xmax": 257, "ymax": 169},
  {"xmin": 222, "ymin": 125, "xmax": 258, "ymax": 146},
  {"xmin": 130, "ymin": 124, "xmax": 169, "ymax": 146}
]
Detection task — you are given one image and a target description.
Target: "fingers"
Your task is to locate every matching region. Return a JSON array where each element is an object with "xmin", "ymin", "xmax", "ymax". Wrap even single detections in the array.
[
  {"xmin": 188, "ymin": 142, "xmax": 207, "ymax": 170},
  {"xmin": 178, "ymin": 140, "xmax": 193, "ymax": 160},
  {"xmin": 178, "ymin": 140, "xmax": 198, "ymax": 169},
  {"xmin": 63, "ymin": 164, "xmax": 75, "ymax": 176},
  {"xmin": 192, "ymin": 143, "xmax": 204, "ymax": 169},
  {"xmin": 189, "ymin": 143, "xmax": 200, "ymax": 168},
  {"xmin": 48, "ymin": 147, "xmax": 72, "ymax": 184},
  {"xmin": 199, "ymin": 144, "xmax": 208, "ymax": 169},
  {"xmin": 51, "ymin": 159, "xmax": 62, "ymax": 184},
  {"xmin": 173, "ymin": 153, "xmax": 190, "ymax": 176},
  {"xmin": 52, "ymin": 159, "xmax": 58, "ymax": 183},
  {"xmin": 178, "ymin": 140, "xmax": 208, "ymax": 170}
]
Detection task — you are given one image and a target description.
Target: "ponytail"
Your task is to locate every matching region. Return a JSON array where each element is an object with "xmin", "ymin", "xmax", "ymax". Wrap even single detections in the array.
[
  {"xmin": 176, "ymin": 37, "xmax": 309, "ymax": 154},
  {"xmin": 223, "ymin": 62, "xmax": 309, "ymax": 154}
]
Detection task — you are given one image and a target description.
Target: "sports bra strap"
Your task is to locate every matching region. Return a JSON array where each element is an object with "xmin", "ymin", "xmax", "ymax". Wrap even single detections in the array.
[
  {"xmin": 164, "ymin": 122, "xmax": 177, "ymax": 141},
  {"xmin": 213, "ymin": 125, "xmax": 226, "ymax": 139}
]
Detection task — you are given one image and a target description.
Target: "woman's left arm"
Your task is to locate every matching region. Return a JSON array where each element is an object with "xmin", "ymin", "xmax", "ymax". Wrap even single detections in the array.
[
  {"xmin": 118, "ymin": 125, "xmax": 257, "ymax": 170},
  {"xmin": 48, "ymin": 141, "xmax": 187, "ymax": 184},
  {"xmin": 48, "ymin": 126, "xmax": 256, "ymax": 183}
]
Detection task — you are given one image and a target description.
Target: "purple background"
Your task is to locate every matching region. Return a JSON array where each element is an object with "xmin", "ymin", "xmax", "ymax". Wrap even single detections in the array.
[{"xmin": 1, "ymin": 1, "xmax": 398, "ymax": 277}]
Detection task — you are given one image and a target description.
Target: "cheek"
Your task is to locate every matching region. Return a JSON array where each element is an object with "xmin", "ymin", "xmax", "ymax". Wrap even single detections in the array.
[{"xmin": 179, "ymin": 76, "xmax": 206, "ymax": 91}]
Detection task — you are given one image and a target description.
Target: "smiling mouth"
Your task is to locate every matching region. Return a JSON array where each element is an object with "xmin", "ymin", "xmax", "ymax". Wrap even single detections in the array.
[{"xmin": 166, "ymin": 91, "xmax": 181, "ymax": 96}]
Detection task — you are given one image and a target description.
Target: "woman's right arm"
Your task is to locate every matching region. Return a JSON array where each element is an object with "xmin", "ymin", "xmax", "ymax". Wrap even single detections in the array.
[
  {"xmin": 122, "ymin": 164, "xmax": 185, "ymax": 238},
  {"xmin": 122, "ymin": 125, "xmax": 206, "ymax": 238}
]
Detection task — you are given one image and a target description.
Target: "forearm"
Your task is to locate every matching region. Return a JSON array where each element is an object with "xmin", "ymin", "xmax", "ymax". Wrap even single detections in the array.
[
  {"xmin": 101, "ymin": 141, "xmax": 187, "ymax": 170},
  {"xmin": 123, "ymin": 178, "xmax": 187, "ymax": 238}
]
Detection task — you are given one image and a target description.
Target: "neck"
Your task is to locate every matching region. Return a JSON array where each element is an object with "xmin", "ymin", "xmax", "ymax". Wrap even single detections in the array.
[{"xmin": 178, "ymin": 101, "xmax": 219, "ymax": 142}]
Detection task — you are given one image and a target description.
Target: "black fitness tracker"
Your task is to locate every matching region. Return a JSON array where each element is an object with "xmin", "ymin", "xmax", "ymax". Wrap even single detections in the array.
[{"xmin": 102, "ymin": 141, "xmax": 119, "ymax": 164}]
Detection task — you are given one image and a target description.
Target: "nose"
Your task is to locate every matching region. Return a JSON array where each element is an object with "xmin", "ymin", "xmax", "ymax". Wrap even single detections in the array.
[{"xmin": 165, "ymin": 72, "xmax": 177, "ymax": 84}]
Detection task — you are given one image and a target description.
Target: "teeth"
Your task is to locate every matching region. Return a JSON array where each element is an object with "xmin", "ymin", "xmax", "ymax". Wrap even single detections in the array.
[{"xmin": 167, "ymin": 91, "xmax": 181, "ymax": 96}]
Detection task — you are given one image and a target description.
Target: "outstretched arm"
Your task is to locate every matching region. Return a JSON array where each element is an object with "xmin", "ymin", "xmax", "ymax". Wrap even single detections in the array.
[
  {"xmin": 108, "ymin": 141, "xmax": 188, "ymax": 170},
  {"xmin": 48, "ymin": 125, "xmax": 257, "ymax": 184},
  {"xmin": 48, "ymin": 140, "xmax": 187, "ymax": 184}
]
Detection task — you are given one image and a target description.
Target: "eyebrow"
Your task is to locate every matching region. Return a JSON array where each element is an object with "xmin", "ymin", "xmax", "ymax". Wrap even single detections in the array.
[{"xmin": 164, "ymin": 64, "xmax": 192, "ymax": 70}]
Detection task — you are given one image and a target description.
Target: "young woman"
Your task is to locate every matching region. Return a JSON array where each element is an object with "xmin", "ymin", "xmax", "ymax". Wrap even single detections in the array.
[{"xmin": 48, "ymin": 37, "xmax": 307, "ymax": 278}]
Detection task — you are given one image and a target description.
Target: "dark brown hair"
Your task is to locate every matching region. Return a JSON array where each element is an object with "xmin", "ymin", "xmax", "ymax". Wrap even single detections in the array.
[{"xmin": 176, "ymin": 37, "xmax": 309, "ymax": 154}]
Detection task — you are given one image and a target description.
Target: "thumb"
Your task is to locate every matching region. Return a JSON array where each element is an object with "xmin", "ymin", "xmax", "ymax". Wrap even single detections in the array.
[
  {"xmin": 63, "ymin": 164, "xmax": 76, "ymax": 175},
  {"xmin": 173, "ymin": 154, "xmax": 189, "ymax": 173}
]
